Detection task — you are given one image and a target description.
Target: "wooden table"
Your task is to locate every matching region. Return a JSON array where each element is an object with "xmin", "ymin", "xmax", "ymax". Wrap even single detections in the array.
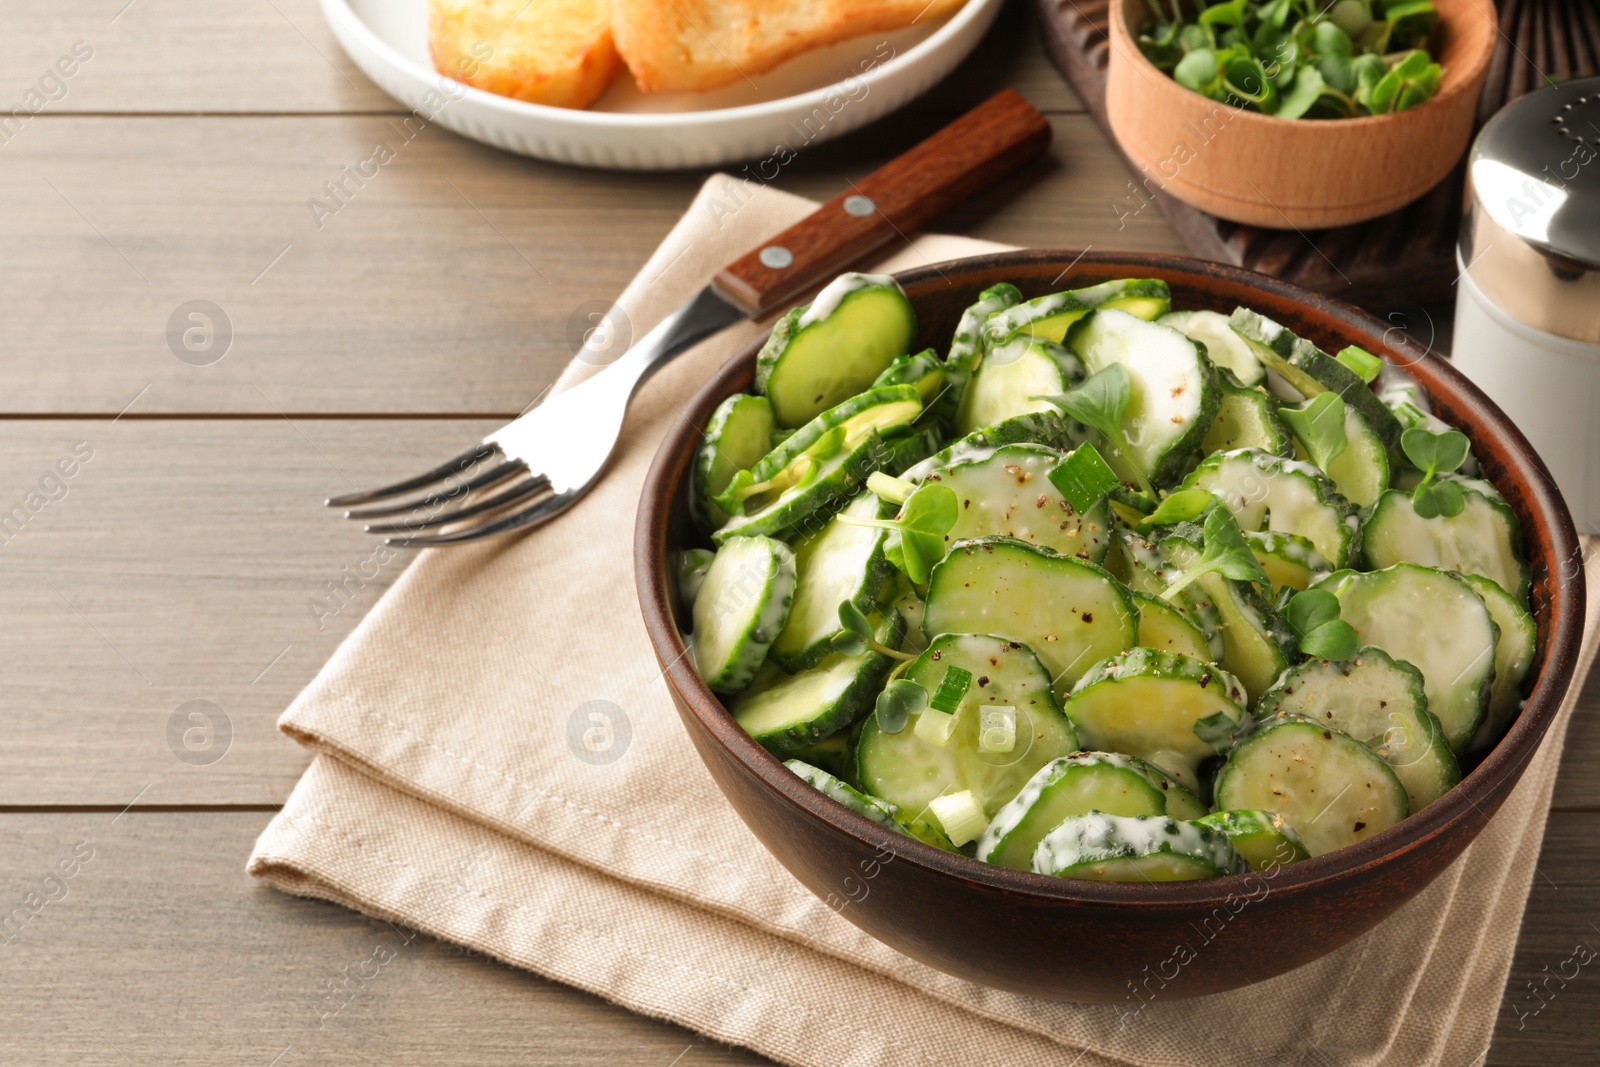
[{"xmin": 1, "ymin": 1, "xmax": 1593, "ymax": 1062}]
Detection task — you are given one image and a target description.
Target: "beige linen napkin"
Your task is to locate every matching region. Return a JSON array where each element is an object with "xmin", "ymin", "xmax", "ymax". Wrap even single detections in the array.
[{"xmin": 250, "ymin": 175, "xmax": 1600, "ymax": 1067}]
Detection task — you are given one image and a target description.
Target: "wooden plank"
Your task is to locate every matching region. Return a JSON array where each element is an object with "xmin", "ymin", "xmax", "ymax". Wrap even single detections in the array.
[
  {"xmin": 0, "ymin": 0, "xmax": 1078, "ymax": 116},
  {"xmin": 0, "ymin": 809, "xmax": 1592, "ymax": 1065},
  {"xmin": 0, "ymin": 812, "xmax": 772, "ymax": 1066},
  {"xmin": 0, "ymin": 418, "xmax": 499, "ymax": 806},
  {"xmin": 1551, "ymin": 665, "xmax": 1600, "ymax": 810},
  {"xmin": 0, "ymin": 112, "xmax": 1177, "ymax": 417}
]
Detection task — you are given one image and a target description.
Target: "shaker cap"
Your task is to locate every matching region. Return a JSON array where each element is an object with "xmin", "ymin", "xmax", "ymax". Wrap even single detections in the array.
[{"xmin": 1462, "ymin": 76, "xmax": 1600, "ymax": 343}]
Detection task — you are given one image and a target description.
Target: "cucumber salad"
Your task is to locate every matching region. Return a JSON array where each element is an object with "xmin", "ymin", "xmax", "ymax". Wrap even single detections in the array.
[{"xmin": 679, "ymin": 271, "xmax": 1536, "ymax": 883}]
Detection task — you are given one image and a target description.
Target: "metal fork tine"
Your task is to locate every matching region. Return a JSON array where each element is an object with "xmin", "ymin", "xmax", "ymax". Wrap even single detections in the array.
[
  {"xmin": 342, "ymin": 459, "xmax": 526, "ymax": 521},
  {"xmin": 385, "ymin": 490, "xmax": 580, "ymax": 547},
  {"xmin": 325, "ymin": 442, "xmax": 498, "ymax": 508},
  {"xmin": 362, "ymin": 474, "xmax": 551, "ymax": 535}
]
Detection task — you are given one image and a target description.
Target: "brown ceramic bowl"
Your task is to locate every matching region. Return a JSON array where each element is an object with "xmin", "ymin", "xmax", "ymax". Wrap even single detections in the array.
[
  {"xmin": 635, "ymin": 250, "xmax": 1583, "ymax": 1002},
  {"xmin": 1105, "ymin": 0, "xmax": 1497, "ymax": 228}
]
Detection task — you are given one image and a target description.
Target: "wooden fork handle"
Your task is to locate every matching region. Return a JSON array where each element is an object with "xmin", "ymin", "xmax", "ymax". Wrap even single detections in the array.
[{"xmin": 710, "ymin": 89, "xmax": 1052, "ymax": 317}]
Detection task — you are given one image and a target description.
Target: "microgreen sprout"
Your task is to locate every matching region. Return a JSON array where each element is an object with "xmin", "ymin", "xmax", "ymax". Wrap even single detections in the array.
[
  {"xmin": 1036, "ymin": 363, "xmax": 1156, "ymax": 496},
  {"xmin": 1401, "ymin": 426, "xmax": 1470, "ymax": 519},
  {"xmin": 1283, "ymin": 587, "xmax": 1361, "ymax": 661},
  {"xmin": 874, "ymin": 678, "xmax": 928, "ymax": 734},
  {"xmin": 1138, "ymin": 488, "xmax": 1214, "ymax": 531},
  {"xmin": 1160, "ymin": 505, "xmax": 1269, "ymax": 601},
  {"xmin": 829, "ymin": 600, "xmax": 915, "ymax": 662},
  {"xmin": 837, "ymin": 483, "xmax": 958, "ymax": 585},
  {"xmin": 1279, "ymin": 392, "xmax": 1348, "ymax": 472}
]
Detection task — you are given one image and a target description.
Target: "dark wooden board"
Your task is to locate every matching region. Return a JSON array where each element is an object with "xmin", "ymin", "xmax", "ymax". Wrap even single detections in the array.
[{"xmin": 1036, "ymin": 0, "xmax": 1600, "ymax": 307}]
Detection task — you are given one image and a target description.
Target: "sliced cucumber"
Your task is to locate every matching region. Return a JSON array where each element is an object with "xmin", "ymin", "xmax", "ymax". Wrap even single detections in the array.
[
  {"xmin": 1283, "ymin": 402, "xmax": 1390, "ymax": 509},
  {"xmin": 984, "ymin": 278, "xmax": 1172, "ymax": 346},
  {"xmin": 854, "ymin": 633, "xmax": 1079, "ymax": 819},
  {"xmin": 935, "ymin": 283, "xmax": 1023, "ymax": 434},
  {"xmin": 1213, "ymin": 720, "xmax": 1409, "ymax": 857},
  {"xmin": 887, "ymin": 577, "xmax": 929, "ymax": 654},
  {"xmin": 872, "ymin": 349, "xmax": 945, "ymax": 406},
  {"xmin": 1032, "ymin": 813, "xmax": 1245, "ymax": 881},
  {"xmin": 955, "ymin": 336, "xmax": 1081, "ymax": 436},
  {"xmin": 879, "ymin": 424, "xmax": 944, "ymax": 478},
  {"xmin": 1125, "ymin": 755, "xmax": 1210, "ymax": 818},
  {"xmin": 923, "ymin": 537, "xmax": 1136, "ymax": 696},
  {"xmin": 713, "ymin": 431, "xmax": 894, "ymax": 545},
  {"xmin": 719, "ymin": 384, "xmax": 923, "ymax": 515},
  {"xmin": 1062, "ymin": 648, "xmax": 1249, "ymax": 792},
  {"xmin": 732, "ymin": 611, "xmax": 902, "ymax": 755},
  {"xmin": 1227, "ymin": 308, "xmax": 1402, "ymax": 451},
  {"xmin": 1254, "ymin": 647, "xmax": 1460, "ymax": 812},
  {"xmin": 787, "ymin": 728, "xmax": 854, "ymax": 779},
  {"xmin": 1321, "ymin": 565, "xmax": 1498, "ymax": 752},
  {"xmin": 1159, "ymin": 309, "xmax": 1265, "ymax": 387},
  {"xmin": 976, "ymin": 754, "xmax": 1169, "ymax": 870},
  {"xmin": 1161, "ymin": 530, "xmax": 1295, "ymax": 703},
  {"xmin": 1131, "ymin": 590, "xmax": 1212, "ymax": 661},
  {"xmin": 922, "ymin": 444, "xmax": 1110, "ymax": 563},
  {"xmin": 769, "ymin": 493, "xmax": 893, "ymax": 672},
  {"xmin": 674, "ymin": 547, "xmax": 716, "ymax": 608},
  {"xmin": 1243, "ymin": 530, "xmax": 1331, "ymax": 592},
  {"xmin": 691, "ymin": 536, "xmax": 796, "ymax": 694},
  {"xmin": 1105, "ymin": 526, "xmax": 1176, "ymax": 596},
  {"xmin": 1360, "ymin": 479, "xmax": 1531, "ymax": 603},
  {"xmin": 1201, "ymin": 372, "xmax": 1293, "ymax": 457},
  {"xmin": 902, "ymin": 410, "xmax": 1075, "ymax": 483},
  {"xmin": 1180, "ymin": 448, "xmax": 1359, "ymax": 568},
  {"xmin": 1458, "ymin": 573, "xmax": 1538, "ymax": 753},
  {"xmin": 785, "ymin": 759, "xmax": 899, "ymax": 827},
  {"xmin": 693, "ymin": 394, "xmax": 777, "ymax": 529},
  {"xmin": 1193, "ymin": 810, "xmax": 1310, "ymax": 871},
  {"xmin": 1064, "ymin": 309, "xmax": 1218, "ymax": 486},
  {"xmin": 756, "ymin": 273, "xmax": 916, "ymax": 428}
]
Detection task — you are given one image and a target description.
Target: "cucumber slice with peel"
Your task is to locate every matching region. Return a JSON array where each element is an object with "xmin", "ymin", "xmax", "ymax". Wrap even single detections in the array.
[
  {"xmin": 1244, "ymin": 530, "xmax": 1331, "ymax": 592},
  {"xmin": 923, "ymin": 444, "xmax": 1111, "ymax": 563},
  {"xmin": 872, "ymin": 349, "xmax": 945, "ymax": 405},
  {"xmin": 923, "ymin": 537, "xmax": 1136, "ymax": 697},
  {"xmin": 902, "ymin": 410, "xmax": 1075, "ymax": 483},
  {"xmin": 691, "ymin": 536, "xmax": 796, "ymax": 694},
  {"xmin": 787, "ymin": 729, "xmax": 854, "ymax": 780},
  {"xmin": 1202, "ymin": 371, "xmax": 1292, "ymax": 456},
  {"xmin": 1288, "ymin": 402, "xmax": 1390, "ymax": 509},
  {"xmin": 713, "ymin": 431, "xmax": 897, "ymax": 544},
  {"xmin": 984, "ymin": 278, "xmax": 1172, "ymax": 346},
  {"xmin": 1320, "ymin": 564, "xmax": 1497, "ymax": 752},
  {"xmin": 1032, "ymin": 813, "xmax": 1246, "ymax": 881},
  {"xmin": 694, "ymin": 394, "xmax": 776, "ymax": 529},
  {"xmin": 1064, "ymin": 309, "xmax": 1219, "ymax": 486},
  {"xmin": 1125, "ymin": 755, "xmax": 1209, "ymax": 818},
  {"xmin": 719, "ymin": 385, "xmax": 922, "ymax": 516},
  {"xmin": 756, "ymin": 273, "xmax": 916, "ymax": 428},
  {"xmin": 854, "ymin": 633, "xmax": 1079, "ymax": 820},
  {"xmin": 732, "ymin": 611, "xmax": 902, "ymax": 755},
  {"xmin": 1227, "ymin": 307, "xmax": 1402, "ymax": 452},
  {"xmin": 1458, "ymin": 573, "xmax": 1537, "ymax": 753},
  {"xmin": 769, "ymin": 493, "xmax": 893, "ymax": 672},
  {"xmin": 1360, "ymin": 479, "xmax": 1531, "ymax": 603},
  {"xmin": 784, "ymin": 759, "xmax": 899, "ymax": 827},
  {"xmin": 1214, "ymin": 720, "xmax": 1409, "ymax": 857},
  {"xmin": 1131, "ymin": 590, "xmax": 1212, "ymax": 660},
  {"xmin": 1254, "ymin": 647, "xmax": 1460, "ymax": 812},
  {"xmin": 1161, "ymin": 529, "xmax": 1295, "ymax": 703},
  {"xmin": 1160, "ymin": 309, "xmax": 1265, "ymax": 387},
  {"xmin": 955, "ymin": 336, "xmax": 1081, "ymax": 436},
  {"xmin": 1194, "ymin": 810, "xmax": 1310, "ymax": 871},
  {"xmin": 976, "ymin": 753, "xmax": 1170, "ymax": 870},
  {"xmin": 1062, "ymin": 648, "xmax": 1250, "ymax": 791},
  {"xmin": 1181, "ymin": 448, "xmax": 1359, "ymax": 568},
  {"xmin": 935, "ymin": 283, "xmax": 1023, "ymax": 432}
]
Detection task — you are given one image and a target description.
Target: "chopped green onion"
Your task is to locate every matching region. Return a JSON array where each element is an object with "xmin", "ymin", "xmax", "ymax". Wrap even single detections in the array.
[
  {"xmin": 979, "ymin": 705, "xmax": 1016, "ymax": 754},
  {"xmin": 866, "ymin": 471, "xmax": 916, "ymax": 506},
  {"xmin": 1047, "ymin": 444, "xmax": 1122, "ymax": 516},
  {"xmin": 929, "ymin": 665, "xmax": 972, "ymax": 713},
  {"xmin": 1335, "ymin": 345, "xmax": 1383, "ymax": 383},
  {"xmin": 928, "ymin": 790, "xmax": 988, "ymax": 847},
  {"xmin": 913, "ymin": 706, "xmax": 960, "ymax": 747}
]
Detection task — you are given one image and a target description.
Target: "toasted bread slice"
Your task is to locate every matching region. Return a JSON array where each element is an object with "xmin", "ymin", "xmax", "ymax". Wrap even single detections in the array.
[
  {"xmin": 429, "ymin": 0, "xmax": 623, "ymax": 110},
  {"xmin": 614, "ymin": 0, "xmax": 969, "ymax": 93}
]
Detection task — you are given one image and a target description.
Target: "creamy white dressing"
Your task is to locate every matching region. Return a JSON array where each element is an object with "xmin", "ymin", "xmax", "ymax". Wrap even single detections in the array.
[
  {"xmin": 1032, "ymin": 813, "xmax": 1239, "ymax": 875},
  {"xmin": 797, "ymin": 272, "xmax": 898, "ymax": 330}
]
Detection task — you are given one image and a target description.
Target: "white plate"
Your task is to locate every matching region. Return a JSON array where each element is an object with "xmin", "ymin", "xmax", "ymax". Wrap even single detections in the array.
[{"xmin": 320, "ymin": 0, "xmax": 1005, "ymax": 170}]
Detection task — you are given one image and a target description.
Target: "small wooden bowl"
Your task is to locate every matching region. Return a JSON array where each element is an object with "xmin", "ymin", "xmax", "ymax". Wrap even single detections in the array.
[
  {"xmin": 1105, "ymin": 0, "xmax": 1498, "ymax": 228},
  {"xmin": 636, "ymin": 250, "xmax": 1583, "ymax": 1002}
]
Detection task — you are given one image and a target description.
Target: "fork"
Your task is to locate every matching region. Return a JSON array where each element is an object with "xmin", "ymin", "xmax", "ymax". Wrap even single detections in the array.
[{"xmin": 329, "ymin": 90, "xmax": 1051, "ymax": 546}]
